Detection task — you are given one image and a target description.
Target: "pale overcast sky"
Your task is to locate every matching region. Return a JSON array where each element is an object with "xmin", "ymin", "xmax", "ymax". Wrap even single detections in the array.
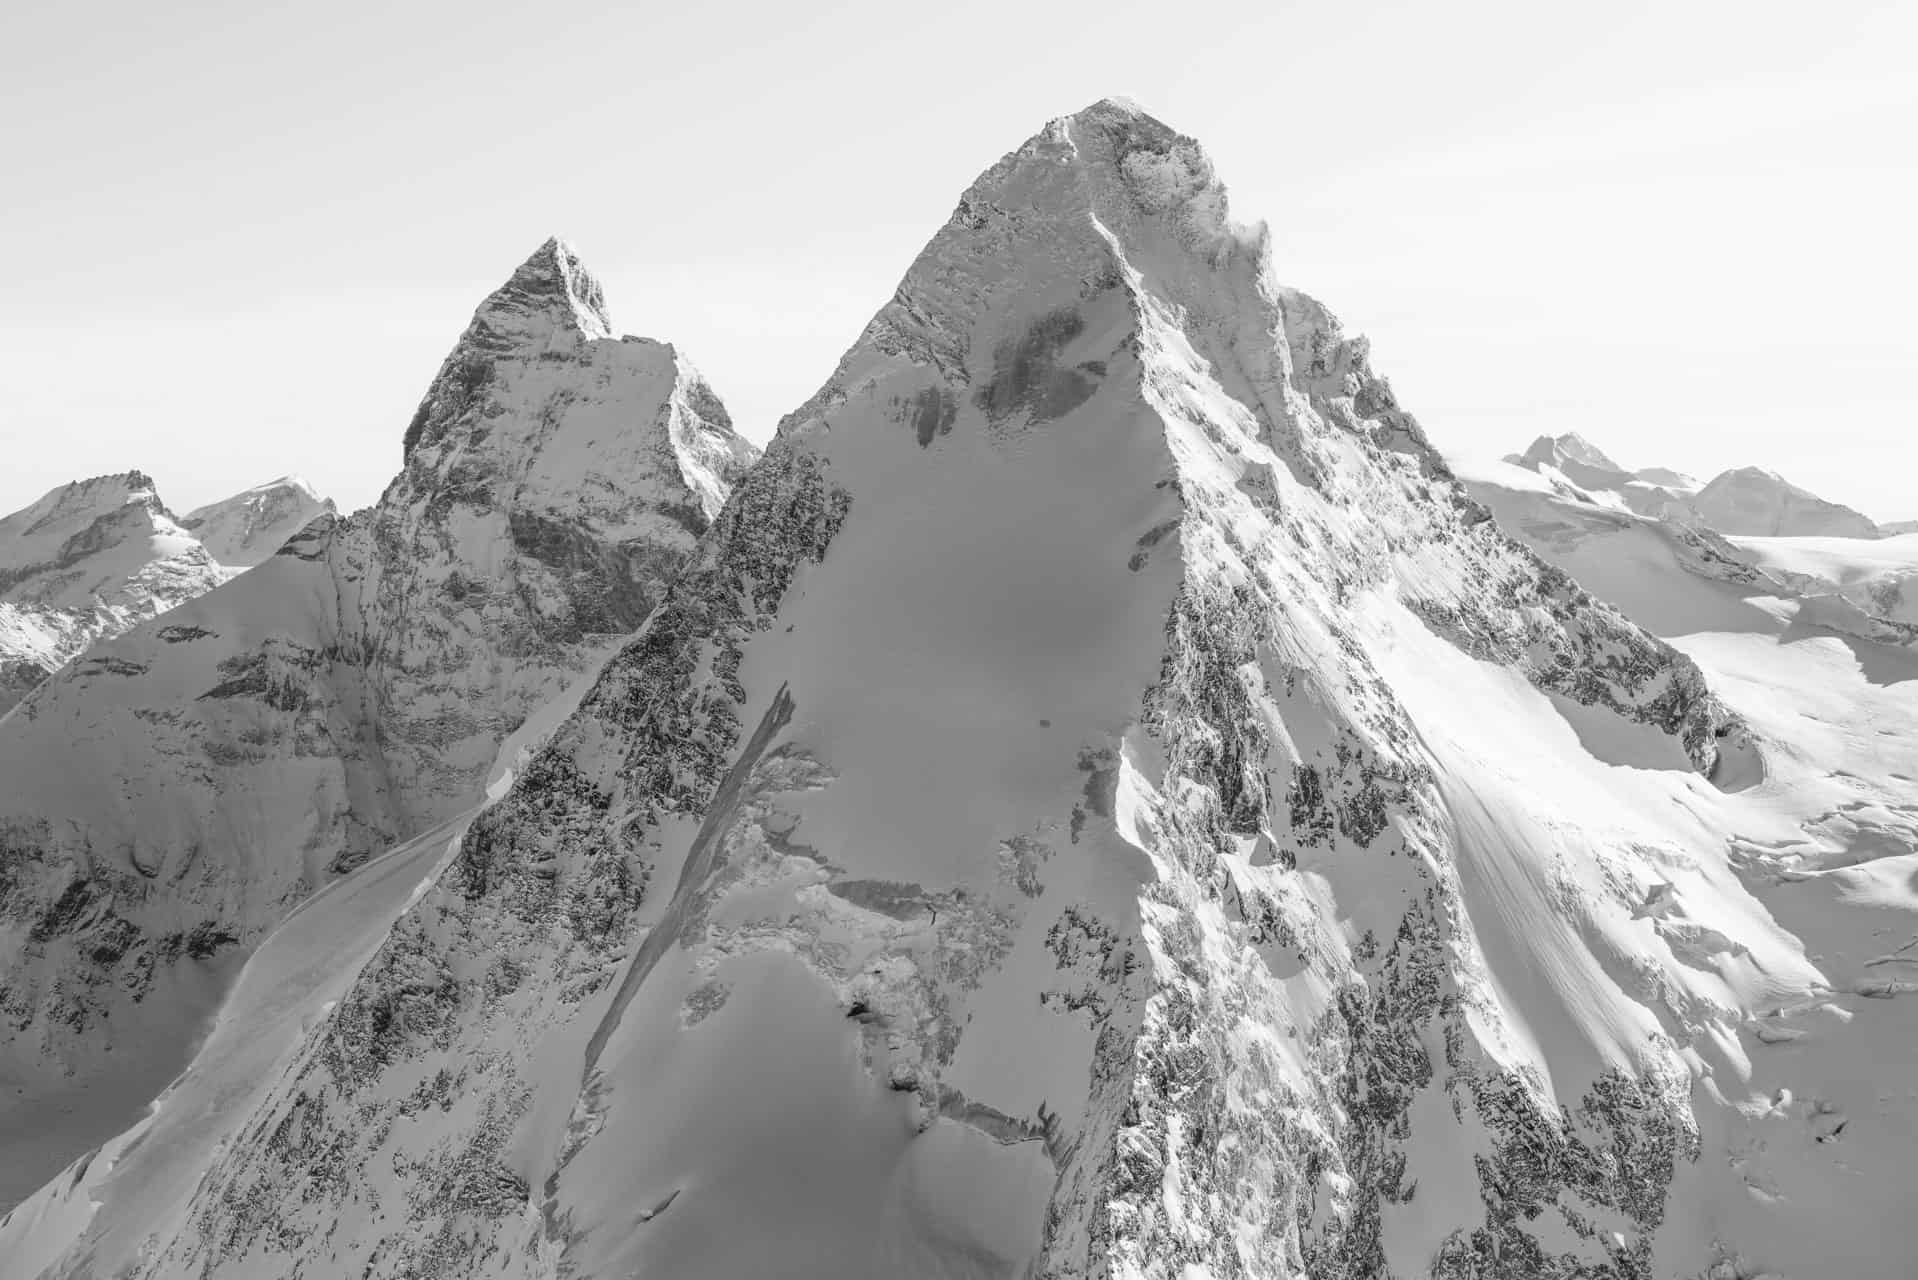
[{"xmin": 3, "ymin": 0, "xmax": 1913, "ymax": 520}]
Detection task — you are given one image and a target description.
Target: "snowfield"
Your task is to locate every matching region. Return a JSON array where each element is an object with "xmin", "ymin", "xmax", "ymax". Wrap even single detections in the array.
[
  {"xmin": 1461, "ymin": 449, "xmax": 1918, "ymax": 1276},
  {"xmin": 3, "ymin": 104, "xmax": 1917, "ymax": 1280}
]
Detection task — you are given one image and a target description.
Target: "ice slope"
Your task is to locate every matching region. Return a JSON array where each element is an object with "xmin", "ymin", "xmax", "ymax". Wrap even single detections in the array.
[
  {"xmin": 1, "ymin": 99, "xmax": 1841, "ymax": 1280},
  {"xmin": 1457, "ymin": 449, "xmax": 1918, "ymax": 1278},
  {"xmin": 0, "ymin": 238, "xmax": 755, "ymax": 1208},
  {"xmin": 0, "ymin": 473, "xmax": 228, "ymax": 715},
  {"xmin": 178, "ymin": 477, "xmax": 336, "ymax": 568}
]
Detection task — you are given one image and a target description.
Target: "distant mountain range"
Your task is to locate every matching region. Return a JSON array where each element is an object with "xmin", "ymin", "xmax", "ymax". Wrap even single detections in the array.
[
  {"xmin": 1507, "ymin": 430, "xmax": 1899, "ymax": 538},
  {"xmin": 0, "ymin": 472, "xmax": 332, "ymax": 716}
]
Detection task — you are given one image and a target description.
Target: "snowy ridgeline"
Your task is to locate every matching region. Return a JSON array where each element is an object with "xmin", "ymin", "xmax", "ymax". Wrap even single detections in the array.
[
  {"xmin": 3, "ymin": 102, "xmax": 1918, "ymax": 1280},
  {"xmin": 0, "ymin": 472, "xmax": 334, "ymax": 716},
  {"xmin": 1477, "ymin": 436, "xmax": 1918, "ymax": 635},
  {"xmin": 0, "ymin": 238, "xmax": 757, "ymax": 1211}
]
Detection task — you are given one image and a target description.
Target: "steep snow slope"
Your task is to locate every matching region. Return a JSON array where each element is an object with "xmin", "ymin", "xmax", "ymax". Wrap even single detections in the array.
[
  {"xmin": 178, "ymin": 477, "xmax": 336, "ymax": 567},
  {"xmin": 0, "ymin": 238, "xmax": 755, "ymax": 1208},
  {"xmin": 4, "ymin": 99, "xmax": 1833, "ymax": 1280},
  {"xmin": 0, "ymin": 810, "xmax": 474, "ymax": 1275},
  {"xmin": 1503, "ymin": 434, "xmax": 1890, "ymax": 543},
  {"xmin": 12, "ymin": 103, "xmax": 1915, "ymax": 1280},
  {"xmin": 1458, "ymin": 450, "xmax": 1918, "ymax": 1279},
  {"xmin": 0, "ymin": 473, "xmax": 228, "ymax": 715}
]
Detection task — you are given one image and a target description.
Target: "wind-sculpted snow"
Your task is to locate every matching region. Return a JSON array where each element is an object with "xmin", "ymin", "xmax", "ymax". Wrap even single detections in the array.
[
  {"xmin": 0, "ymin": 238, "xmax": 755, "ymax": 1208},
  {"xmin": 9, "ymin": 102, "xmax": 1910, "ymax": 1280}
]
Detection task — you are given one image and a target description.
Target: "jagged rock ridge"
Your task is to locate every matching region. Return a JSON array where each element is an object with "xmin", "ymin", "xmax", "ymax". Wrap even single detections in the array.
[
  {"xmin": 0, "ymin": 472, "xmax": 227, "ymax": 716},
  {"xmin": 0, "ymin": 100, "xmax": 1825, "ymax": 1280},
  {"xmin": 0, "ymin": 237, "xmax": 756, "ymax": 1209},
  {"xmin": 11, "ymin": 106, "xmax": 1915, "ymax": 1280},
  {"xmin": 0, "ymin": 471, "xmax": 346, "ymax": 717}
]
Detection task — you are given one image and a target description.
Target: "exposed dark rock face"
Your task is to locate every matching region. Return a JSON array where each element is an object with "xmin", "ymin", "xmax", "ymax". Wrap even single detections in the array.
[
  {"xmin": 4, "ymin": 105, "xmax": 1811, "ymax": 1280},
  {"xmin": 0, "ymin": 240, "xmax": 757, "ymax": 1200}
]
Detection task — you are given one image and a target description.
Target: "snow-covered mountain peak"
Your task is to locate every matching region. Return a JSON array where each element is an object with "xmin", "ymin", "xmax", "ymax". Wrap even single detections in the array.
[
  {"xmin": 20, "ymin": 108, "xmax": 1918, "ymax": 1280},
  {"xmin": 482, "ymin": 234, "xmax": 614, "ymax": 341},
  {"xmin": 178, "ymin": 475, "xmax": 336, "ymax": 567},
  {"xmin": 1684, "ymin": 463, "xmax": 1880, "ymax": 538},
  {"xmin": 1519, "ymin": 431, "xmax": 1625, "ymax": 475},
  {"xmin": 397, "ymin": 239, "xmax": 753, "ymax": 528},
  {"xmin": 0, "ymin": 240, "xmax": 760, "ymax": 1208},
  {"xmin": 8, "ymin": 103, "xmax": 1776, "ymax": 1280},
  {"xmin": 0, "ymin": 469, "xmax": 228, "ymax": 713},
  {"xmin": 0, "ymin": 468, "xmax": 205, "ymax": 614},
  {"xmin": 0, "ymin": 470, "xmax": 170, "ymax": 552}
]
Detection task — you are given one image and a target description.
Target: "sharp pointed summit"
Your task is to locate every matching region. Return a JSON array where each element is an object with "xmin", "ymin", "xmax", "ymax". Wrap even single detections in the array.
[
  {"xmin": 402, "ymin": 237, "xmax": 618, "ymax": 459},
  {"xmin": 5, "ymin": 101, "xmax": 1763, "ymax": 1278},
  {"xmin": 0, "ymin": 241, "xmax": 757, "ymax": 1206},
  {"xmin": 481, "ymin": 235, "xmax": 616, "ymax": 343},
  {"xmin": 7, "ymin": 103, "xmax": 1917, "ymax": 1280}
]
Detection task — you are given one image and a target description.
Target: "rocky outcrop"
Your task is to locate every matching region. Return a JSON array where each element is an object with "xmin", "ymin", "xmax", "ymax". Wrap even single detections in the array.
[
  {"xmin": 0, "ymin": 238, "xmax": 756, "ymax": 1203},
  {"xmin": 31, "ymin": 103, "xmax": 1817, "ymax": 1280}
]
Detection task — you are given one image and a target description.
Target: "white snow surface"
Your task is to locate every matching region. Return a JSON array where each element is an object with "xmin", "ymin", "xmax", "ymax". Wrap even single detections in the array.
[
  {"xmin": 1461, "ymin": 452, "xmax": 1918, "ymax": 1278},
  {"xmin": 1730, "ymin": 530, "xmax": 1918, "ymax": 625},
  {"xmin": 5, "ymin": 108, "xmax": 1918, "ymax": 1280},
  {"xmin": 0, "ymin": 472, "xmax": 228, "ymax": 716},
  {"xmin": 178, "ymin": 476, "xmax": 336, "ymax": 567},
  {"xmin": 0, "ymin": 237, "xmax": 754, "ymax": 1210},
  {"xmin": 0, "ymin": 472, "xmax": 347, "ymax": 717}
]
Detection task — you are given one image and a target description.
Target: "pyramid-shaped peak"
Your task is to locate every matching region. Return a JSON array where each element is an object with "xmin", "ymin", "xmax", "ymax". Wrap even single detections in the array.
[
  {"xmin": 473, "ymin": 235, "xmax": 614, "ymax": 343},
  {"xmin": 1063, "ymin": 95, "xmax": 1183, "ymax": 139},
  {"xmin": 1521, "ymin": 433, "xmax": 1625, "ymax": 474}
]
